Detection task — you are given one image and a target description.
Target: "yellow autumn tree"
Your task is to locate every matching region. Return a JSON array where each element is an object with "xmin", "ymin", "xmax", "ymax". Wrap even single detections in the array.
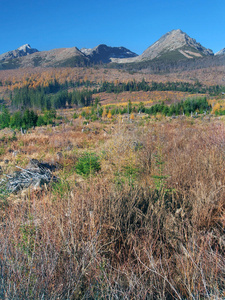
[
  {"xmin": 212, "ymin": 103, "xmax": 221, "ymax": 114},
  {"xmin": 107, "ymin": 110, "xmax": 112, "ymax": 118},
  {"xmin": 130, "ymin": 113, "xmax": 135, "ymax": 120},
  {"xmin": 85, "ymin": 108, "xmax": 91, "ymax": 115}
]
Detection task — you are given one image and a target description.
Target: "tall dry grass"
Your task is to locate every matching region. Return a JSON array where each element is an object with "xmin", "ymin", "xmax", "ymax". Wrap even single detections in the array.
[{"xmin": 0, "ymin": 119, "xmax": 224, "ymax": 299}]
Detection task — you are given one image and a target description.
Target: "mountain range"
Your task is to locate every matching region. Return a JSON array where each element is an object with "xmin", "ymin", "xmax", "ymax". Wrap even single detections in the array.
[{"xmin": 0, "ymin": 29, "xmax": 224, "ymax": 70}]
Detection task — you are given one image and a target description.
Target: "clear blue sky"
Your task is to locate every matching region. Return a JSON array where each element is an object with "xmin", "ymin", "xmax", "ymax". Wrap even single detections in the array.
[{"xmin": 1, "ymin": 0, "xmax": 225, "ymax": 55}]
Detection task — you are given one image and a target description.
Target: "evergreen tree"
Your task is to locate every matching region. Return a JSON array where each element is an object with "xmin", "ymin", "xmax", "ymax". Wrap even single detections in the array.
[{"xmin": 0, "ymin": 105, "xmax": 10, "ymax": 129}]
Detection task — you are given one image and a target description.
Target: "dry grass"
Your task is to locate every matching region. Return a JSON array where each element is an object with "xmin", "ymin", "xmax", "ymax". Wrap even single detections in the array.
[
  {"xmin": 0, "ymin": 115, "xmax": 225, "ymax": 299},
  {"xmin": 94, "ymin": 90, "xmax": 202, "ymax": 107}
]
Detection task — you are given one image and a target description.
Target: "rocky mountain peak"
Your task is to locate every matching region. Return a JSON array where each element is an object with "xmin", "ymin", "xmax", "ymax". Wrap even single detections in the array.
[
  {"xmin": 215, "ymin": 48, "xmax": 225, "ymax": 56},
  {"xmin": 17, "ymin": 44, "xmax": 32, "ymax": 51},
  {"xmin": 17, "ymin": 44, "xmax": 39, "ymax": 54},
  {"xmin": 139, "ymin": 29, "xmax": 214, "ymax": 61},
  {"xmin": 0, "ymin": 44, "xmax": 39, "ymax": 62}
]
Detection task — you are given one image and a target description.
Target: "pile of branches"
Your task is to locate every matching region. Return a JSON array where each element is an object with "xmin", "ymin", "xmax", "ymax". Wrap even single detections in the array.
[{"xmin": 0, "ymin": 159, "xmax": 58, "ymax": 195}]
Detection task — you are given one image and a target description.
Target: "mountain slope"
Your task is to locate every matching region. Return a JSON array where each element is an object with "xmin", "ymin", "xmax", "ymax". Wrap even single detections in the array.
[
  {"xmin": 140, "ymin": 29, "xmax": 213, "ymax": 60},
  {"xmin": 25, "ymin": 47, "xmax": 89, "ymax": 67},
  {"xmin": 215, "ymin": 48, "xmax": 225, "ymax": 56},
  {"xmin": 80, "ymin": 44, "xmax": 138, "ymax": 63},
  {"xmin": 0, "ymin": 47, "xmax": 89, "ymax": 69},
  {"xmin": 114, "ymin": 29, "xmax": 214, "ymax": 63},
  {"xmin": 0, "ymin": 44, "xmax": 137, "ymax": 69}
]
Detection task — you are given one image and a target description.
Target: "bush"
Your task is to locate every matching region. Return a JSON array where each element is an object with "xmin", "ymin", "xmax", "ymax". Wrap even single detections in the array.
[
  {"xmin": 75, "ymin": 152, "xmax": 101, "ymax": 177},
  {"xmin": 91, "ymin": 114, "xmax": 98, "ymax": 121},
  {"xmin": 73, "ymin": 112, "xmax": 78, "ymax": 119},
  {"xmin": 37, "ymin": 115, "xmax": 46, "ymax": 126}
]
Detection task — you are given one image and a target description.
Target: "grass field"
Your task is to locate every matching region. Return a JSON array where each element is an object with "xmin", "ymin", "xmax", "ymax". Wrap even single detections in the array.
[{"xmin": 0, "ymin": 105, "xmax": 225, "ymax": 299}]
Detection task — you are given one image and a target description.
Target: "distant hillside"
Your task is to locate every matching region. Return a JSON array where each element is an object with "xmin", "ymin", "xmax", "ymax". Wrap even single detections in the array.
[{"xmin": 112, "ymin": 52, "xmax": 225, "ymax": 74}]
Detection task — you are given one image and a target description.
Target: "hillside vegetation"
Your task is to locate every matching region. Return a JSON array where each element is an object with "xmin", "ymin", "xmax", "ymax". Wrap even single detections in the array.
[{"xmin": 0, "ymin": 66, "xmax": 225, "ymax": 299}]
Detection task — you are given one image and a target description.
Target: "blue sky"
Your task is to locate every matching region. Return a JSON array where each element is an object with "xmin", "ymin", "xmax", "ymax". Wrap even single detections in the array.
[{"xmin": 1, "ymin": 0, "xmax": 225, "ymax": 55}]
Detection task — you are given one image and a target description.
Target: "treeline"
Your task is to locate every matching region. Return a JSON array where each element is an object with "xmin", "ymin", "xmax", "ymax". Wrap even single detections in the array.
[
  {"xmin": 144, "ymin": 96, "xmax": 211, "ymax": 116},
  {"xmin": 0, "ymin": 105, "xmax": 56, "ymax": 130},
  {"xmin": 0, "ymin": 97, "xmax": 212, "ymax": 129},
  {"xmin": 10, "ymin": 79, "xmax": 225, "ymax": 111},
  {"xmin": 76, "ymin": 97, "xmax": 211, "ymax": 122},
  {"xmin": 98, "ymin": 79, "xmax": 225, "ymax": 95}
]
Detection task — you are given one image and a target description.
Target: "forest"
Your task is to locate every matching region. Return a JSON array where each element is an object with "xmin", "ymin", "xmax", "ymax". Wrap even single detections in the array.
[{"xmin": 7, "ymin": 78, "xmax": 225, "ymax": 111}]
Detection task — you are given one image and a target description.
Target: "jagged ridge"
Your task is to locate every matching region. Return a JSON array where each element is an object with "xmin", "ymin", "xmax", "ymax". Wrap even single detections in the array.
[
  {"xmin": 0, "ymin": 44, "xmax": 137, "ymax": 68},
  {"xmin": 1, "ymin": 30, "xmax": 224, "ymax": 69},
  {"xmin": 81, "ymin": 44, "xmax": 138, "ymax": 63},
  {"xmin": 0, "ymin": 44, "xmax": 39, "ymax": 61}
]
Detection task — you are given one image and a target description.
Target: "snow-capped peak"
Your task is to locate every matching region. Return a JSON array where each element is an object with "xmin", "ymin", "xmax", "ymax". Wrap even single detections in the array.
[{"xmin": 17, "ymin": 44, "xmax": 32, "ymax": 51}]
